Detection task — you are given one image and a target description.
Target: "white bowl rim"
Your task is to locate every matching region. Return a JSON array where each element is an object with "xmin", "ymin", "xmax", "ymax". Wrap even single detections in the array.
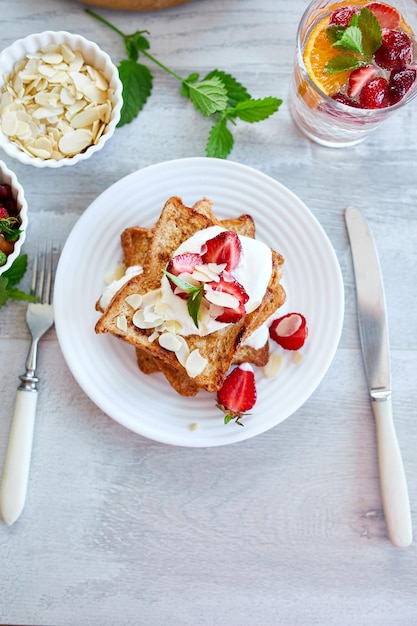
[
  {"xmin": 0, "ymin": 30, "xmax": 123, "ymax": 168},
  {"xmin": 0, "ymin": 159, "xmax": 27, "ymax": 274}
]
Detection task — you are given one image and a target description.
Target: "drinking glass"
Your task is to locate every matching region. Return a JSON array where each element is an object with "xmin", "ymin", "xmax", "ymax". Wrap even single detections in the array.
[{"xmin": 289, "ymin": 0, "xmax": 417, "ymax": 147}]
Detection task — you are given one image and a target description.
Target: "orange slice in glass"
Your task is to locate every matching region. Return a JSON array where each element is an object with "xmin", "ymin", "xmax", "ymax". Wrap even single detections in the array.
[{"xmin": 303, "ymin": 15, "xmax": 354, "ymax": 96}]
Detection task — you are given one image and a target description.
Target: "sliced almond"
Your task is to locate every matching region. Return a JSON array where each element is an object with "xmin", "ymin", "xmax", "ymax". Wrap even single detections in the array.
[
  {"xmin": 124, "ymin": 294, "xmax": 143, "ymax": 310},
  {"xmin": 262, "ymin": 353, "xmax": 283, "ymax": 378},
  {"xmin": 185, "ymin": 349, "xmax": 208, "ymax": 378},
  {"xmin": 116, "ymin": 315, "xmax": 128, "ymax": 332},
  {"xmin": 159, "ymin": 332, "xmax": 183, "ymax": 352},
  {"xmin": 58, "ymin": 128, "xmax": 92, "ymax": 155}
]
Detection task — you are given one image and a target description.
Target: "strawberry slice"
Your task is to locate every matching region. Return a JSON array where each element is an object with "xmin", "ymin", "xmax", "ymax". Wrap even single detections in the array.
[
  {"xmin": 166, "ymin": 252, "xmax": 203, "ymax": 298},
  {"xmin": 347, "ymin": 65, "xmax": 378, "ymax": 98},
  {"xmin": 366, "ymin": 3, "xmax": 400, "ymax": 29},
  {"xmin": 329, "ymin": 6, "xmax": 358, "ymax": 27},
  {"xmin": 269, "ymin": 313, "xmax": 308, "ymax": 350},
  {"xmin": 205, "ymin": 275, "xmax": 249, "ymax": 323},
  {"xmin": 0, "ymin": 206, "xmax": 9, "ymax": 219},
  {"xmin": 201, "ymin": 231, "xmax": 242, "ymax": 271},
  {"xmin": 359, "ymin": 76, "xmax": 389, "ymax": 108},
  {"xmin": 217, "ymin": 364, "xmax": 257, "ymax": 425}
]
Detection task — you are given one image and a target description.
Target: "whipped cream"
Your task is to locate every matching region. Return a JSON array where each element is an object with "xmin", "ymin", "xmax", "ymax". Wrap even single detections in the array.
[
  {"xmin": 160, "ymin": 226, "xmax": 272, "ymax": 336},
  {"xmin": 100, "ymin": 264, "xmax": 143, "ymax": 310}
]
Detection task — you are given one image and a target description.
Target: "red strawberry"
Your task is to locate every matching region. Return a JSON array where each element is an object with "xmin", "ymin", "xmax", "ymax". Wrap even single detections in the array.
[
  {"xmin": 166, "ymin": 252, "xmax": 203, "ymax": 277},
  {"xmin": 217, "ymin": 364, "xmax": 257, "ymax": 425},
  {"xmin": 329, "ymin": 6, "xmax": 358, "ymax": 27},
  {"xmin": 166, "ymin": 252, "xmax": 203, "ymax": 298},
  {"xmin": 388, "ymin": 68, "xmax": 417, "ymax": 104},
  {"xmin": 359, "ymin": 77, "xmax": 389, "ymax": 108},
  {"xmin": 205, "ymin": 275, "xmax": 249, "ymax": 323},
  {"xmin": 269, "ymin": 313, "xmax": 308, "ymax": 351},
  {"xmin": 201, "ymin": 230, "xmax": 242, "ymax": 271},
  {"xmin": 374, "ymin": 30, "xmax": 413, "ymax": 70},
  {"xmin": 0, "ymin": 184, "xmax": 12, "ymax": 200},
  {"xmin": 366, "ymin": 3, "xmax": 400, "ymax": 29},
  {"xmin": 331, "ymin": 93, "xmax": 360, "ymax": 108},
  {"xmin": 0, "ymin": 206, "xmax": 9, "ymax": 219},
  {"xmin": 347, "ymin": 65, "xmax": 378, "ymax": 97}
]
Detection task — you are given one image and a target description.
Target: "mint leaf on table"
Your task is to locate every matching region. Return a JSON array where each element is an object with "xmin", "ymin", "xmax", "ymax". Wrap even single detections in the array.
[
  {"xmin": 185, "ymin": 76, "xmax": 228, "ymax": 116},
  {"xmin": 85, "ymin": 9, "xmax": 282, "ymax": 158},
  {"xmin": 325, "ymin": 7, "xmax": 382, "ymax": 75},
  {"xmin": 0, "ymin": 254, "xmax": 38, "ymax": 309},
  {"xmin": 3, "ymin": 254, "xmax": 27, "ymax": 285},
  {"xmin": 205, "ymin": 70, "xmax": 251, "ymax": 108},
  {"xmin": 232, "ymin": 97, "xmax": 283, "ymax": 123},
  {"xmin": 206, "ymin": 119, "xmax": 234, "ymax": 159},
  {"xmin": 118, "ymin": 60, "xmax": 153, "ymax": 126}
]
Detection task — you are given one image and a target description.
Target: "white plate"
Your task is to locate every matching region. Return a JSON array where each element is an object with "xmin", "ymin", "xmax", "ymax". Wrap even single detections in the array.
[{"xmin": 54, "ymin": 157, "xmax": 344, "ymax": 447}]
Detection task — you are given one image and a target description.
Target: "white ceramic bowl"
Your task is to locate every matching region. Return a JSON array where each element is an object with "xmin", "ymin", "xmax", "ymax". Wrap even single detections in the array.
[
  {"xmin": 0, "ymin": 31, "xmax": 123, "ymax": 168},
  {"xmin": 0, "ymin": 159, "xmax": 27, "ymax": 274}
]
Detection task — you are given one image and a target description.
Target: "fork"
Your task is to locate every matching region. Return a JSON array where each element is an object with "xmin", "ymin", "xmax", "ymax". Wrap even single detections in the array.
[{"xmin": 0, "ymin": 246, "xmax": 56, "ymax": 526}]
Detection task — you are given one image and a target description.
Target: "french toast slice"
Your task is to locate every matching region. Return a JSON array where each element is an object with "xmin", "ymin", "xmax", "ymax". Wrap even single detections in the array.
[
  {"xmin": 119, "ymin": 204, "xmax": 267, "ymax": 395},
  {"xmin": 95, "ymin": 196, "xmax": 286, "ymax": 393}
]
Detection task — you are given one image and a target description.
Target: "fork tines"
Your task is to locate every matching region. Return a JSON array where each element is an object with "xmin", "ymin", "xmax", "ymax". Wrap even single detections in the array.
[{"xmin": 31, "ymin": 245, "xmax": 55, "ymax": 304}]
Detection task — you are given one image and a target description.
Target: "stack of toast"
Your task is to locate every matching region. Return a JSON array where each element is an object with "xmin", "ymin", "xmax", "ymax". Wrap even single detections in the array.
[{"xmin": 95, "ymin": 196, "xmax": 286, "ymax": 396}]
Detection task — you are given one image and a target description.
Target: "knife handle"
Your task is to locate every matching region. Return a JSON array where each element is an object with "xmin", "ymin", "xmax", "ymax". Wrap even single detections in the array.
[
  {"xmin": 0, "ymin": 389, "xmax": 38, "ymax": 526},
  {"xmin": 372, "ymin": 397, "xmax": 413, "ymax": 548}
]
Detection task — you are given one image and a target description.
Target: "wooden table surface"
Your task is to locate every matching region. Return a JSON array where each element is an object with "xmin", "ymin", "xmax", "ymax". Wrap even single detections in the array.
[{"xmin": 1, "ymin": 1, "xmax": 417, "ymax": 624}]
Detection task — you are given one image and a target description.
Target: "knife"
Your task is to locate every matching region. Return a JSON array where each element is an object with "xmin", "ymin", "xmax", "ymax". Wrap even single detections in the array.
[{"xmin": 345, "ymin": 206, "xmax": 412, "ymax": 548}]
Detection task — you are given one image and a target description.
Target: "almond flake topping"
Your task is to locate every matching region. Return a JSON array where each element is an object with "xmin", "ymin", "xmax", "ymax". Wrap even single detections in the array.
[
  {"xmin": 0, "ymin": 43, "xmax": 114, "ymax": 159},
  {"xmin": 185, "ymin": 349, "xmax": 208, "ymax": 378}
]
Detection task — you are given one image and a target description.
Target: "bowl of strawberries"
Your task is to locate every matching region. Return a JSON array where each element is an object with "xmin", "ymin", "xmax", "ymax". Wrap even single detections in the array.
[{"xmin": 0, "ymin": 160, "xmax": 27, "ymax": 274}]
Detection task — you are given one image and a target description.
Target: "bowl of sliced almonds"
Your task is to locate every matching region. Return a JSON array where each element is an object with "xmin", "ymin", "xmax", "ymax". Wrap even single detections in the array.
[{"xmin": 0, "ymin": 31, "xmax": 123, "ymax": 167}]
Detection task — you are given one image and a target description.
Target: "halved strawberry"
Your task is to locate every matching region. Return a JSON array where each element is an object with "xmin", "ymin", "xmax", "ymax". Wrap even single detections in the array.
[
  {"xmin": 359, "ymin": 76, "xmax": 389, "ymax": 108},
  {"xmin": 165, "ymin": 253, "xmax": 203, "ymax": 298},
  {"xmin": 269, "ymin": 313, "xmax": 308, "ymax": 351},
  {"xmin": 217, "ymin": 364, "xmax": 257, "ymax": 425},
  {"xmin": 201, "ymin": 231, "xmax": 242, "ymax": 271},
  {"xmin": 205, "ymin": 275, "xmax": 249, "ymax": 323},
  {"xmin": 347, "ymin": 65, "xmax": 378, "ymax": 97},
  {"xmin": 366, "ymin": 3, "xmax": 400, "ymax": 29},
  {"xmin": 329, "ymin": 6, "xmax": 358, "ymax": 27}
]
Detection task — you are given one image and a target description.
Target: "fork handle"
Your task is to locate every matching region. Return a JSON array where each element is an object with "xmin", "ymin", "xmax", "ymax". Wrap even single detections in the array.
[{"xmin": 0, "ymin": 389, "xmax": 38, "ymax": 526}]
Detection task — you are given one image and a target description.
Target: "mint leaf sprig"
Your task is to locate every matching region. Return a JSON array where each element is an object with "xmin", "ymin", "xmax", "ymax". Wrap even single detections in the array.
[
  {"xmin": 85, "ymin": 9, "xmax": 282, "ymax": 159},
  {"xmin": 0, "ymin": 255, "xmax": 39, "ymax": 308},
  {"xmin": 325, "ymin": 7, "xmax": 382, "ymax": 74},
  {"xmin": 163, "ymin": 270, "xmax": 203, "ymax": 328}
]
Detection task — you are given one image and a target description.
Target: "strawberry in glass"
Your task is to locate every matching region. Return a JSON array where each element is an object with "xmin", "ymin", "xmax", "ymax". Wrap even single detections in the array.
[{"xmin": 290, "ymin": 0, "xmax": 417, "ymax": 147}]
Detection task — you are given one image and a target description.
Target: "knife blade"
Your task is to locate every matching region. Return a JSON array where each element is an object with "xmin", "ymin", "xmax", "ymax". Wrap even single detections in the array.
[{"xmin": 345, "ymin": 206, "xmax": 412, "ymax": 548}]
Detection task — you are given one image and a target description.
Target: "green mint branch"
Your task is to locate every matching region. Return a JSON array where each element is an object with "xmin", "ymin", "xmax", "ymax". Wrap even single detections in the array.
[{"xmin": 85, "ymin": 9, "xmax": 282, "ymax": 159}]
